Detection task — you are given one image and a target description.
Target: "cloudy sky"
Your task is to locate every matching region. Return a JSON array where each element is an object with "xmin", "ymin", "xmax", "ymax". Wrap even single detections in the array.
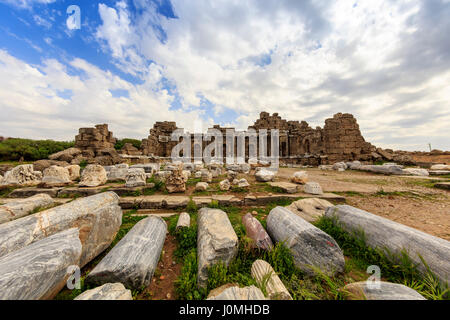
[{"xmin": 0, "ymin": 0, "xmax": 449, "ymax": 151}]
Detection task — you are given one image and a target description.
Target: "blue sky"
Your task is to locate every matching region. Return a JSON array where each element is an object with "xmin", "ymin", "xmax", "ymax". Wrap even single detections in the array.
[{"xmin": 0, "ymin": 0, "xmax": 449, "ymax": 151}]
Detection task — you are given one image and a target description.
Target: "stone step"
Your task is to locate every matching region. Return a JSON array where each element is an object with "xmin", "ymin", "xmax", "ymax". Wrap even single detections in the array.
[
  {"xmin": 0, "ymin": 198, "xmax": 72, "ymax": 205},
  {"xmin": 8, "ymin": 187, "xmax": 63, "ymax": 198},
  {"xmin": 118, "ymin": 193, "xmax": 345, "ymax": 210},
  {"xmin": 128, "ymin": 209, "xmax": 179, "ymax": 218},
  {"xmin": 6, "ymin": 184, "xmax": 155, "ymax": 199}
]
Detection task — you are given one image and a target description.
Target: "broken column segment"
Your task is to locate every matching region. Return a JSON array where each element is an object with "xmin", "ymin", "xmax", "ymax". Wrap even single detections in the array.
[
  {"xmin": 0, "ymin": 228, "xmax": 82, "ymax": 300},
  {"xmin": 267, "ymin": 206, "xmax": 345, "ymax": 277},
  {"xmin": 197, "ymin": 207, "xmax": 238, "ymax": 288},
  {"xmin": 242, "ymin": 213, "xmax": 273, "ymax": 250},
  {"xmin": 0, "ymin": 192, "xmax": 122, "ymax": 267},
  {"xmin": 325, "ymin": 205, "xmax": 450, "ymax": 287}
]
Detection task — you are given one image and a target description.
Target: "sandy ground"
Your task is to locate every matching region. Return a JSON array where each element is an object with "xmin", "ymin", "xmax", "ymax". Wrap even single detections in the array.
[{"xmin": 277, "ymin": 168, "xmax": 450, "ymax": 240}]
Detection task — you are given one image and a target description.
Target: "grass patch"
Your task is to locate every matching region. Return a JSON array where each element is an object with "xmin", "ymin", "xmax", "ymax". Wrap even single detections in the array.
[
  {"xmin": 0, "ymin": 186, "xmax": 15, "ymax": 198},
  {"xmin": 334, "ymin": 191, "xmax": 366, "ymax": 197},
  {"xmin": 405, "ymin": 178, "xmax": 449, "ymax": 189}
]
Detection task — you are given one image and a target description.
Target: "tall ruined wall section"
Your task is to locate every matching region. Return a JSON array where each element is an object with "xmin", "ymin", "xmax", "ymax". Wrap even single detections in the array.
[
  {"xmin": 140, "ymin": 111, "xmax": 378, "ymax": 164},
  {"xmin": 74, "ymin": 124, "xmax": 117, "ymax": 156},
  {"xmin": 141, "ymin": 122, "xmax": 179, "ymax": 157},
  {"xmin": 322, "ymin": 113, "xmax": 373, "ymax": 162}
]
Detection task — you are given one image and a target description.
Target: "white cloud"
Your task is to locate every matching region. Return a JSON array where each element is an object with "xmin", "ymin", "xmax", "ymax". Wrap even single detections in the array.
[
  {"xmin": 91, "ymin": 0, "xmax": 450, "ymax": 151},
  {"xmin": 0, "ymin": 50, "xmax": 212, "ymax": 141}
]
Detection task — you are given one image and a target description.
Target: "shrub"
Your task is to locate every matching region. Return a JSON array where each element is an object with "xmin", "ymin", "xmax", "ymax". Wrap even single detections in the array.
[
  {"xmin": 0, "ymin": 138, "xmax": 74, "ymax": 161},
  {"xmin": 114, "ymin": 138, "xmax": 142, "ymax": 150}
]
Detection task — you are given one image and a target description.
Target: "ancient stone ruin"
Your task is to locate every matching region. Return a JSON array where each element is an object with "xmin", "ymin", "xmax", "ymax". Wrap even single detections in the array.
[
  {"xmin": 137, "ymin": 112, "xmax": 377, "ymax": 165},
  {"xmin": 75, "ymin": 124, "xmax": 117, "ymax": 157},
  {"xmin": 71, "ymin": 112, "xmax": 415, "ymax": 165}
]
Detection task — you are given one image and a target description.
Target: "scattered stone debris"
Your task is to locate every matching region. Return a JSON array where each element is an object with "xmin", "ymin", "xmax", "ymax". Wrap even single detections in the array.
[
  {"xmin": 286, "ymin": 198, "xmax": 333, "ymax": 223},
  {"xmin": 207, "ymin": 285, "xmax": 266, "ymax": 300},
  {"xmin": 176, "ymin": 212, "xmax": 190, "ymax": 229},
  {"xmin": 125, "ymin": 168, "xmax": 147, "ymax": 188},
  {"xmin": 291, "ymin": 171, "xmax": 308, "ymax": 184},
  {"xmin": 303, "ymin": 182, "xmax": 323, "ymax": 195},
  {"xmin": 1, "ymin": 164, "xmax": 42, "ymax": 186}
]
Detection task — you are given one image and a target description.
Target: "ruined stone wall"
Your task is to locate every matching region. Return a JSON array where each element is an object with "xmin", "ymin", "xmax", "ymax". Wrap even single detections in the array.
[
  {"xmin": 141, "ymin": 122, "xmax": 179, "ymax": 157},
  {"xmin": 140, "ymin": 111, "xmax": 378, "ymax": 164},
  {"xmin": 321, "ymin": 113, "xmax": 373, "ymax": 162},
  {"xmin": 74, "ymin": 124, "xmax": 117, "ymax": 156}
]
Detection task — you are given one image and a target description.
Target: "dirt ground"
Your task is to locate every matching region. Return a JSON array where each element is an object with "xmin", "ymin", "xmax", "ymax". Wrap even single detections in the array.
[
  {"xmin": 410, "ymin": 154, "xmax": 450, "ymax": 164},
  {"xmin": 136, "ymin": 234, "xmax": 181, "ymax": 300},
  {"xmin": 277, "ymin": 168, "xmax": 450, "ymax": 240}
]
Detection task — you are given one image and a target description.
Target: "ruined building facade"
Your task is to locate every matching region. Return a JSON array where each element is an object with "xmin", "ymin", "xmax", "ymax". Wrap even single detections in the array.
[{"xmin": 139, "ymin": 112, "xmax": 376, "ymax": 165}]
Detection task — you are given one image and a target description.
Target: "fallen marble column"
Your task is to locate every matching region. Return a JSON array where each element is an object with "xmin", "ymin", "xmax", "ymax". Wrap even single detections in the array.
[
  {"xmin": 207, "ymin": 285, "xmax": 266, "ymax": 300},
  {"xmin": 242, "ymin": 213, "xmax": 273, "ymax": 250},
  {"xmin": 0, "ymin": 228, "xmax": 82, "ymax": 300},
  {"xmin": 344, "ymin": 281, "xmax": 426, "ymax": 300},
  {"xmin": 359, "ymin": 165, "xmax": 404, "ymax": 175},
  {"xmin": 325, "ymin": 205, "xmax": 450, "ymax": 287},
  {"xmin": 251, "ymin": 260, "xmax": 292, "ymax": 300},
  {"xmin": 74, "ymin": 283, "xmax": 132, "ymax": 300},
  {"xmin": 0, "ymin": 193, "xmax": 55, "ymax": 224},
  {"xmin": 0, "ymin": 192, "xmax": 122, "ymax": 267},
  {"xmin": 86, "ymin": 216, "xmax": 167, "ymax": 290},
  {"xmin": 197, "ymin": 208, "xmax": 238, "ymax": 288},
  {"xmin": 176, "ymin": 212, "xmax": 190, "ymax": 229},
  {"xmin": 267, "ymin": 206, "xmax": 345, "ymax": 277}
]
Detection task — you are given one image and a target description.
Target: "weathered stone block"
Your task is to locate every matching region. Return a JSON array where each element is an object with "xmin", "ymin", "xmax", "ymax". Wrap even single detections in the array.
[
  {"xmin": 197, "ymin": 208, "xmax": 238, "ymax": 288},
  {"xmin": 207, "ymin": 285, "xmax": 266, "ymax": 300},
  {"xmin": 344, "ymin": 281, "xmax": 426, "ymax": 300}
]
